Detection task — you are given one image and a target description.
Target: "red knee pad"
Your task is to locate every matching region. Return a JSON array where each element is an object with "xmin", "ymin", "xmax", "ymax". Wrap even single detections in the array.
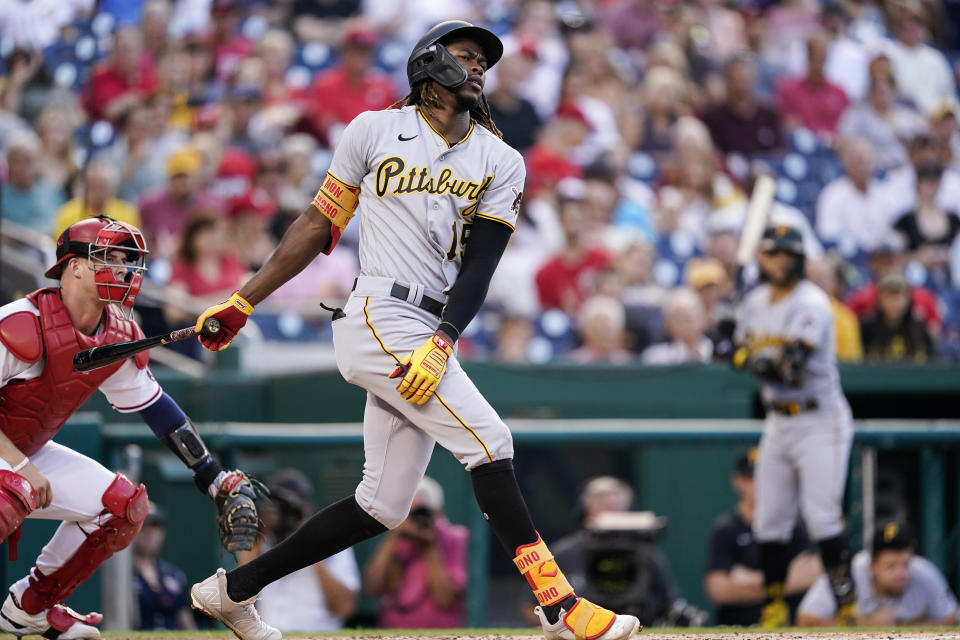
[
  {"xmin": 20, "ymin": 473, "xmax": 147, "ymax": 614},
  {"xmin": 0, "ymin": 470, "xmax": 37, "ymax": 561},
  {"xmin": 100, "ymin": 472, "xmax": 149, "ymax": 551}
]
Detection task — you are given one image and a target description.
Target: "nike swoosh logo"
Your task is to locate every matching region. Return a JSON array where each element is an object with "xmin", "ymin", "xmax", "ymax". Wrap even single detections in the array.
[{"xmin": 398, "ymin": 134, "xmax": 418, "ymax": 141}]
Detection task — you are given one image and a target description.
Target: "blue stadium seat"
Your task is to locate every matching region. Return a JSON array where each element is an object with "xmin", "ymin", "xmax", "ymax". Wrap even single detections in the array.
[
  {"xmin": 626, "ymin": 151, "xmax": 657, "ymax": 184},
  {"xmin": 535, "ymin": 309, "xmax": 576, "ymax": 355},
  {"xmin": 377, "ymin": 40, "xmax": 408, "ymax": 72},
  {"xmin": 88, "ymin": 120, "xmax": 116, "ymax": 149},
  {"xmin": 297, "ymin": 42, "xmax": 335, "ymax": 71},
  {"xmin": 652, "ymin": 258, "xmax": 680, "ymax": 288}
]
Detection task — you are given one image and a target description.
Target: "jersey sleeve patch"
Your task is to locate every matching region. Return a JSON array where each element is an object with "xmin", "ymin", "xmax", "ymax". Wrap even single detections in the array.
[{"xmin": 0, "ymin": 311, "xmax": 42, "ymax": 364}]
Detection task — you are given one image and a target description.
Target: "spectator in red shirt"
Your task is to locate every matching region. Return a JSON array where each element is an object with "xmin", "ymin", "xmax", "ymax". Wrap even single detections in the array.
[
  {"xmin": 844, "ymin": 243, "xmax": 942, "ymax": 335},
  {"xmin": 84, "ymin": 26, "xmax": 159, "ymax": 122},
  {"xmin": 535, "ymin": 182, "xmax": 611, "ymax": 313},
  {"xmin": 210, "ymin": 0, "xmax": 253, "ymax": 83},
  {"xmin": 525, "ymin": 102, "xmax": 593, "ymax": 198},
  {"xmin": 165, "ymin": 211, "xmax": 249, "ymax": 326},
  {"xmin": 700, "ymin": 53, "xmax": 782, "ymax": 157},
  {"xmin": 777, "ymin": 31, "xmax": 850, "ymax": 137},
  {"xmin": 228, "ymin": 188, "xmax": 279, "ymax": 270},
  {"xmin": 308, "ymin": 27, "xmax": 396, "ymax": 142}
]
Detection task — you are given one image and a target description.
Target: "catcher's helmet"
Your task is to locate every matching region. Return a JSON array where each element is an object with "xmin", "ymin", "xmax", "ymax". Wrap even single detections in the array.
[
  {"xmin": 407, "ymin": 20, "xmax": 503, "ymax": 89},
  {"xmin": 46, "ymin": 215, "xmax": 149, "ymax": 312}
]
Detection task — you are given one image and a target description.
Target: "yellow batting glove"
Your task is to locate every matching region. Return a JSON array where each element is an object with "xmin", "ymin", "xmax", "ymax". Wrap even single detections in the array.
[
  {"xmin": 389, "ymin": 334, "xmax": 454, "ymax": 405},
  {"xmin": 195, "ymin": 291, "xmax": 253, "ymax": 351}
]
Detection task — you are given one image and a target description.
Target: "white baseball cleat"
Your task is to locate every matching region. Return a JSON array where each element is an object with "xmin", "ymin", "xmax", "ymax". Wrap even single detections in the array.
[
  {"xmin": 535, "ymin": 598, "xmax": 641, "ymax": 640},
  {"xmin": 0, "ymin": 593, "xmax": 101, "ymax": 639},
  {"xmin": 190, "ymin": 568, "xmax": 281, "ymax": 640}
]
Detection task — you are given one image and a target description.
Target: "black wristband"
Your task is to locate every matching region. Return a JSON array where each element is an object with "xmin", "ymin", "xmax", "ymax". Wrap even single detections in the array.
[
  {"xmin": 193, "ymin": 458, "xmax": 223, "ymax": 494},
  {"xmin": 437, "ymin": 320, "xmax": 461, "ymax": 341}
]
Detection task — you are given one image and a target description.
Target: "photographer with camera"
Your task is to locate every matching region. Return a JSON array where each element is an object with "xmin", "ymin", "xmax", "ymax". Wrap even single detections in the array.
[
  {"xmin": 363, "ymin": 476, "xmax": 469, "ymax": 628},
  {"xmin": 552, "ymin": 477, "xmax": 703, "ymax": 627},
  {"xmin": 240, "ymin": 469, "xmax": 360, "ymax": 631}
]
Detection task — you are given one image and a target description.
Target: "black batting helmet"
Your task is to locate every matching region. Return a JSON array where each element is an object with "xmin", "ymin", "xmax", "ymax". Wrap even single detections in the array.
[
  {"xmin": 407, "ymin": 21, "xmax": 503, "ymax": 89},
  {"xmin": 758, "ymin": 224, "xmax": 805, "ymax": 282},
  {"xmin": 758, "ymin": 225, "xmax": 804, "ymax": 256}
]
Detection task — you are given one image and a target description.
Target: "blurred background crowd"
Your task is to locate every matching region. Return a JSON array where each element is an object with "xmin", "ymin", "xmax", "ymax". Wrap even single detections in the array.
[{"xmin": 3, "ymin": 0, "xmax": 960, "ymax": 369}]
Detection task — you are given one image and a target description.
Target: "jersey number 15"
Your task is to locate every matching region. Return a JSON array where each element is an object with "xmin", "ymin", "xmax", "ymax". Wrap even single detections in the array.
[{"xmin": 446, "ymin": 220, "xmax": 472, "ymax": 260}]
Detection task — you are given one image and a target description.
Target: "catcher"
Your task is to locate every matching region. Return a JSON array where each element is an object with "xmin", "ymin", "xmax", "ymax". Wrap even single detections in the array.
[{"xmin": 0, "ymin": 216, "xmax": 259, "ymax": 640}]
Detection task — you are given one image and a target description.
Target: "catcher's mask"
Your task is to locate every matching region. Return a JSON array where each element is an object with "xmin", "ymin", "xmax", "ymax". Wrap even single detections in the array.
[
  {"xmin": 46, "ymin": 215, "xmax": 149, "ymax": 316},
  {"xmin": 407, "ymin": 20, "xmax": 503, "ymax": 89},
  {"xmin": 758, "ymin": 224, "xmax": 805, "ymax": 283}
]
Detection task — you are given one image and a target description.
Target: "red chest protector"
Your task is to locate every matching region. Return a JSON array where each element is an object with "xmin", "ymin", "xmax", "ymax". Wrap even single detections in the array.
[{"xmin": 0, "ymin": 289, "xmax": 148, "ymax": 456}]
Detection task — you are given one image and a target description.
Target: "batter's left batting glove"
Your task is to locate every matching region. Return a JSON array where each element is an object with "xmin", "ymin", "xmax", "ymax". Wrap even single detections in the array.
[
  {"xmin": 195, "ymin": 292, "xmax": 253, "ymax": 351},
  {"xmin": 390, "ymin": 334, "xmax": 454, "ymax": 405}
]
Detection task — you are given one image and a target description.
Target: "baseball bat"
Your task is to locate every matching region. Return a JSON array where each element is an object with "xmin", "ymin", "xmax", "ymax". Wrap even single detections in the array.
[
  {"xmin": 73, "ymin": 318, "xmax": 221, "ymax": 372},
  {"xmin": 734, "ymin": 174, "xmax": 776, "ymax": 292}
]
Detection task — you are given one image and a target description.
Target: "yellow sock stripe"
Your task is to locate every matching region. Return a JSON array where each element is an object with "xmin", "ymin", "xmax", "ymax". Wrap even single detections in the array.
[
  {"xmin": 362, "ymin": 298, "xmax": 494, "ymax": 463},
  {"xmin": 513, "ymin": 539, "xmax": 553, "ymax": 574},
  {"xmin": 534, "ymin": 574, "xmax": 574, "ymax": 606}
]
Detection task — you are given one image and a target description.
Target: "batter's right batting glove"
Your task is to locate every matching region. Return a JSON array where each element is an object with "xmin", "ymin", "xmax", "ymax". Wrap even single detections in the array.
[
  {"xmin": 195, "ymin": 292, "xmax": 253, "ymax": 351},
  {"xmin": 390, "ymin": 333, "xmax": 454, "ymax": 405}
]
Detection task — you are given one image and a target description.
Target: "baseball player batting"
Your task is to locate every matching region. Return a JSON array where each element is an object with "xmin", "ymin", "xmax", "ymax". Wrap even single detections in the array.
[
  {"xmin": 732, "ymin": 225, "xmax": 857, "ymax": 627},
  {"xmin": 0, "ymin": 216, "xmax": 260, "ymax": 639},
  {"xmin": 189, "ymin": 20, "xmax": 641, "ymax": 640}
]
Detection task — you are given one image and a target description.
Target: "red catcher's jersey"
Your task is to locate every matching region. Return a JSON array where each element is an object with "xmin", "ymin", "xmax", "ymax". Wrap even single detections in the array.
[{"xmin": 0, "ymin": 289, "xmax": 147, "ymax": 455}]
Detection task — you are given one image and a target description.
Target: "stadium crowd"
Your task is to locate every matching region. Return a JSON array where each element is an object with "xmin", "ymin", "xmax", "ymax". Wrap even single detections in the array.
[{"xmin": 2, "ymin": 0, "xmax": 960, "ymax": 366}]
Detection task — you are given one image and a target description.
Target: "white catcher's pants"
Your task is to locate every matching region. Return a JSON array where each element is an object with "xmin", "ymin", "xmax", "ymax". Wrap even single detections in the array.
[
  {"xmin": 0, "ymin": 441, "xmax": 117, "ymax": 598},
  {"xmin": 333, "ymin": 281, "xmax": 514, "ymax": 529}
]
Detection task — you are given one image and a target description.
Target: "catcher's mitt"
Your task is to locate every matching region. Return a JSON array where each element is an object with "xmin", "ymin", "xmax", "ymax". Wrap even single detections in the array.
[{"xmin": 214, "ymin": 470, "xmax": 263, "ymax": 555}]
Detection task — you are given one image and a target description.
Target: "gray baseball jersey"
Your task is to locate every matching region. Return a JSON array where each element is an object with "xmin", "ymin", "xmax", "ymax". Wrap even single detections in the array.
[
  {"xmin": 735, "ymin": 280, "xmax": 853, "ymax": 542},
  {"xmin": 328, "ymin": 105, "xmax": 524, "ymax": 293},
  {"xmin": 799, "ymin": 551, "xmax": 958, "ymax": 622},
  {"xmin": 324, "ymin": 106, "xmax": 524, "ymax": 528},
  {"xmin": 734, "ymin": 280, "xmax": 842, "ymax": 405}
]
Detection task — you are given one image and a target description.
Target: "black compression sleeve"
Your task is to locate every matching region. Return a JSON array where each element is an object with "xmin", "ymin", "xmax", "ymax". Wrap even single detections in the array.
[{"xmin": 439, "ymin": 217, "xmax": 512, "ymax": 342}]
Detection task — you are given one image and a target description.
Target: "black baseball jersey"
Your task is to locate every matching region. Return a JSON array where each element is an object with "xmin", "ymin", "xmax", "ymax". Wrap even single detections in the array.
[{"xmin": 705, "ymin": 511, "xmax": 814, "ymax": 625}]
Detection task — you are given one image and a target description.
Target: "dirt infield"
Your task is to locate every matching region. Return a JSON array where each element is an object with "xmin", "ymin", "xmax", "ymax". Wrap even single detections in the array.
[{"xmin": 102, "ymin": 630, "xmax": 960, "ymax": 640}]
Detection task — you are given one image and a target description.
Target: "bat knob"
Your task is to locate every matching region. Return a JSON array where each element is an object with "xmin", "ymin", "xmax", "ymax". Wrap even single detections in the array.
[{"xmin": 203, "ymin": 318, "xmax": 221, "ymax": 335}]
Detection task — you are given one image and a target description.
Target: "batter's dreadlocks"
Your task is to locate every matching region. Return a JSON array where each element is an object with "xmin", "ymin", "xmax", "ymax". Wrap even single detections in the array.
[{"xmin": 388, "ymin": 80, "xmax": 504, "ymax": 139}]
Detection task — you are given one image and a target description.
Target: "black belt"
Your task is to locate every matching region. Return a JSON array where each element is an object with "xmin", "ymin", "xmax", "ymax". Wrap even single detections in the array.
[
  {"xmin": 767, "ymin": 398, "xmax": 819, "ymax": 416},
  {"xmin": 352, "ymin": 279, "xmax": 445, "ymax": 317}
]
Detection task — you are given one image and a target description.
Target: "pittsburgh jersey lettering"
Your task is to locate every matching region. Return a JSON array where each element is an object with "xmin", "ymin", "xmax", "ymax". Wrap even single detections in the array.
[{"xmin": 375, "ymin": 157, "xmax": 494, "ymax": 216}]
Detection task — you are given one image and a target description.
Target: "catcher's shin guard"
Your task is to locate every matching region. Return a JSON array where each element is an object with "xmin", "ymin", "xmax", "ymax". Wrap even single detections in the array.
[
  {"xmin": 513, "ymin": 536, "xmax": 575, "ymax": 607},
  {"xmin": 20, "ymin": 473, "xmax": 147, "ymax": 614},
  {"xmin": 0, "ymin": 471, "xmax": 38, "ymax": 561}
]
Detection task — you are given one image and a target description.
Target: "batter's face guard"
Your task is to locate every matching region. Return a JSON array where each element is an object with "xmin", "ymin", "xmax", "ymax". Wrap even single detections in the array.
[
  {"xmin": 407, "ymin": 20, "xmax": 503, "ymax": 89},
  {"xmin": 46, "ymin": 216, "xmax": 149, "ymax": 315}
]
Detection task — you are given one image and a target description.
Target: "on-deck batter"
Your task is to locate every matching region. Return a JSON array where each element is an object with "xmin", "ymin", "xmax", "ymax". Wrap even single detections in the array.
[
  {"xmin": 188, "ymin": 20, "xmax": 640, "ymax": 640},
  {"xmin": 733, "ymin": 225, "xmax": 857, "ymax": 627}
]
